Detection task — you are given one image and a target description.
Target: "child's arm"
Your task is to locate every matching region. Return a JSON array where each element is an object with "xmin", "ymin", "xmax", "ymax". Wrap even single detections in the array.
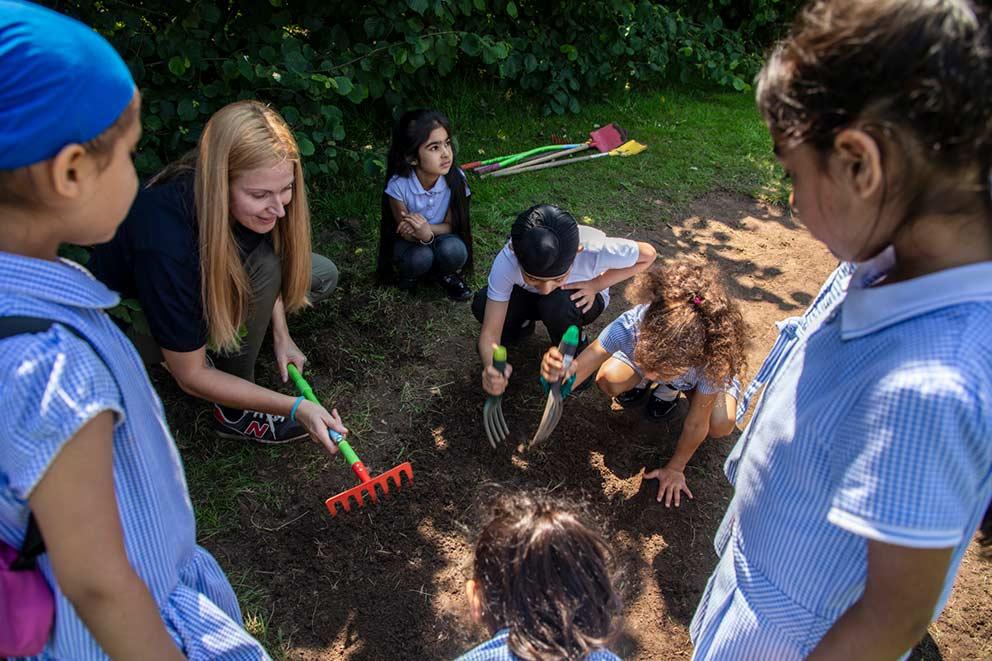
[
  {"xmin": 478, "ymin": 298, "xmax": 512, "ymax": 395},
  {"xmin": 644, "ymin": 390, "xmax": 717, "ymax": 507},
  {"xmin": 563, "ymin": 241, "xmax": 656, "ymax": 311},
  {"xmin": 29, "ymin": 411, "xmax": 186, "ymax": 661},
  {"xmin": 807, "ymin": 542, "xmax": 952, "ymax": 660},
  {"xmin": 387, "ymin": 197, "xmax": 419, "ymax": 241},
  {"xmin": 541, "ymin": 339, "xmax": 610, "ymax": 388}
]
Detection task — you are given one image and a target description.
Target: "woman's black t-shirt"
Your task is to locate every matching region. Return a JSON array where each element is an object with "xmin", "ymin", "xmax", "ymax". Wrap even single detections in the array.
[{"xmin": 90, "ymin": 174, "xmax": 266, "ymax": 353}]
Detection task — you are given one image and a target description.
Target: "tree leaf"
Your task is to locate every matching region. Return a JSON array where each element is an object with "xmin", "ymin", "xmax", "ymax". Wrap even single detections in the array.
[{"xmin": 297, "ymin": 136, "xmax": 316, "ymax": 157}]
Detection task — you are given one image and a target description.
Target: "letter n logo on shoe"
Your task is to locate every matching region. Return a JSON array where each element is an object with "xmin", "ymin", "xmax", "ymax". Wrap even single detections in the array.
[{"xmin": 245, "ymin": 421, "xmax": 270, "ymax": 439}]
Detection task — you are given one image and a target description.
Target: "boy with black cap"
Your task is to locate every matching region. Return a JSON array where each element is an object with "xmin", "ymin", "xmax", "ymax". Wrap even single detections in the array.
[{"xmin": 473, "ymin": 204, "xmax": 655, "ymax": 396}]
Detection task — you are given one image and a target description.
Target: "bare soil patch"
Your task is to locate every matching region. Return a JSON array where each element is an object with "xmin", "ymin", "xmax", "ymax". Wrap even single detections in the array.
[{"xmin": 163, "ymin": 191, "xmax": 990, "ymax": 660}]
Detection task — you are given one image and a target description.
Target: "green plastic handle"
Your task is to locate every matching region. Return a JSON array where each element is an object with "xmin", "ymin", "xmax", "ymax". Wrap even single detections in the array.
[
  {"xmin": 492, "ymin": 344, "xmax": 507, "ymax": 374},
  {"xmin": 286, "ymin": 364, "xmax": 360, "ymax": 467},
  {"xmin": 561, "ymin": 325, "xmax": 580, "ymax": 356}
]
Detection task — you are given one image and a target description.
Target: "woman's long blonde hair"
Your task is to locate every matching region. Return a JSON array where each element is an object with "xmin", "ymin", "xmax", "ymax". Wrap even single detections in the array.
[{"xmin": 156, "ymin": 101, "xmax": 313, "ymax": 353}]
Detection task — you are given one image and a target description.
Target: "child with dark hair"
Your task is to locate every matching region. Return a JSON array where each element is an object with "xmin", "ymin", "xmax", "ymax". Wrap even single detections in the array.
[
  {"xmin": 475, "ymin": 204, "xmax": 656, "ymax": 398},
  {"xmin": 376, "ymin": 108, "xmax": 473, "ymax": 300},
  {"xmin": 541, "ymin": 261, "xmax": 749, "ymax": 508},
  {"xmin": 458, "ymin": 493, "xmax": 623, "ymax": 661},
  {"xmin": 690, "ymin": 1, "xmax": 992, "ymax": 658}
]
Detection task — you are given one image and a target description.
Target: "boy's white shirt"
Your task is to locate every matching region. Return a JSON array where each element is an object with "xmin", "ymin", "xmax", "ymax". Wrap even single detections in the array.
[{"xmin": 485, "ymin": 225, "xmax": 639, "ymax": 305}]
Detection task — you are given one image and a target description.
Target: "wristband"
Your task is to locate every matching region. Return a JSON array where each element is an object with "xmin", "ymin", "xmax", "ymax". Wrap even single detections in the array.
[
  {"xmin": 419, "ymin": 232, "xmax": 435, "ymax": 245},
  {"xmin": 289, "ymin": 395, "xmax": 305, "ymax": 421}
]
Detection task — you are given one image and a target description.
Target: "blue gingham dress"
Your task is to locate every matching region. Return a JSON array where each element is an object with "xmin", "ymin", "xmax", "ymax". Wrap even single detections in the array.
[
  {"xmin": 690, "ymin": 248, "xmax": 992, "ymax": 660},
  {"xmin": 455, "ymin": 629, "xmax": 621, "ymax": 660},
  {"xmin": 0, "ymin": 252, "xmax": 268, "ymax": 660},
  {"xmin": 597, "ymin": 304, "xmax": 742, "ymax": 402}
]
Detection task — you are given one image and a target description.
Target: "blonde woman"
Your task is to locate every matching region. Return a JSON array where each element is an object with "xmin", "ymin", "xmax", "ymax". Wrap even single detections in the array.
[{"xmin": 91, "ymin": 100, "xmax": 346, "ymax": 448}]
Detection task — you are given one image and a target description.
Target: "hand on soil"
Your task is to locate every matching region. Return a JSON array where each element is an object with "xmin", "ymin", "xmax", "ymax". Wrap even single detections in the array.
[
  {"xmin": 482, "ymin": 362, "xmax": 512, "ymax": 396},
  {"xmin": 275, "ymin": 335, "xmax": 307, "ymax": 383},
  {"xmin": 563, "ymin": 279, "xmax": 599, "ymax": 313},
  {"xmin": 644, "ymin": 465, "xmax": 693, "ymax": 508},
  {"xmin": 296, "ymin": 400, "xmax": 347, "ymax": 455}
]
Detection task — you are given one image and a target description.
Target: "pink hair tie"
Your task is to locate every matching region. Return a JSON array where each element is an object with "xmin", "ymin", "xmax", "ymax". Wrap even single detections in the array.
[{"xmin": 691, "ymin": 295, "xmax": 703, "ymax": 306}]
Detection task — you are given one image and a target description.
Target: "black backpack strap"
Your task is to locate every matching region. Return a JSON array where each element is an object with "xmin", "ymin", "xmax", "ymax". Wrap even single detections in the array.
[{"xmin": 0, "ymin": 315, "xmax": 101, "ymax": 568}]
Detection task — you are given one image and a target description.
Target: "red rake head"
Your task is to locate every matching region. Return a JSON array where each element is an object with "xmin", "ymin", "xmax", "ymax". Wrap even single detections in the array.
[
  {"xmin": 324, "ymin": 462, "xmax": 414, "ymax": 517},
  {"xmin": 588, "ymin": 123, "xmax": 627, "ymax": 153}
]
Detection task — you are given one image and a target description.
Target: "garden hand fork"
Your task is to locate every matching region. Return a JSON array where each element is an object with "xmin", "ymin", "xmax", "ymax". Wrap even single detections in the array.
[
  {"xmin": 528, "ymin": 325, "xmax": 580, "ymax": 448},
  {"xmin": 287, "ymin": 365, "xmax": 413, "ymax": 517},
  {"xmin": 482, "ymin": 345, "xmax": 509, "ymax": 448}
]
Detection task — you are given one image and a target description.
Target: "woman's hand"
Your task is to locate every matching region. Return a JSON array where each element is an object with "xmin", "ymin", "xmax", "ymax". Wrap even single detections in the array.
[
  {"xmin": 562, "ymin": 279, "xmax": 599, "ymax": 313},
  {"xmin": 482, "ymin": 362, "xmax": 513, "ymax": 396},
  {"xmin": 274, "ymin": 333, "xmax": 306, "ymax": 383},
  {"xmin": 644, "ymin": 464, "xmax": 694, "ymax": 507},
  {"xmin": 294, "ymin": 400, "xmax": 348, "ymax": 455}
]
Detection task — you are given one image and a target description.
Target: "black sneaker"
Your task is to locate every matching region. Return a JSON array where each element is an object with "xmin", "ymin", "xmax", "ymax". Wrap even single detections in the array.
[
  {"xmin": 616, "ymin": 385, "xmax": 651, "ymax": 406},
  {"xmin": 437, "ymin": 273, "xmax": 472, "ymax": 301},
  {"xmin": 647, "ymin": 394, "xmax": 680, "ymax": 420},
  {"xmin": 212, "ymin": 404, "xmax": 308, "ymax": 444}
]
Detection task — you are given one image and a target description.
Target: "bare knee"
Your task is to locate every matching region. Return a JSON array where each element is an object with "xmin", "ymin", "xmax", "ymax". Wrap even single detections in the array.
[
  {"xmin": 596, "ymin": 371, "xmax": 628, "ymax": 398},
  {"xmin": 709, "ymin": 418, "xmax": 736, "ymax": 438}
]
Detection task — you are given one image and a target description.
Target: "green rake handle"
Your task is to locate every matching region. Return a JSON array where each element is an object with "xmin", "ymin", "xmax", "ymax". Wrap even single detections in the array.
[
  {"xmin": 486, "ymin": 344, "xmax": 507, "ymax": 404},
  {"xmin": 287, "ymin": 364, "xmax": 370, "ymax": 484}
]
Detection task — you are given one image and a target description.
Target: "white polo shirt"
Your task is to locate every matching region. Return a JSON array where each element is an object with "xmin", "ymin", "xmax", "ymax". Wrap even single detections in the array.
[
  {"xmin": 485, "ymin": 225, "xmax": 640, "ymax": 306},
  {"xmin": 691, "ymin": 247, "xmax": 992, "ymax": 660},
  {"xmin": 384, "ymin": 170, "xmax": 470, "ymax": 226}
]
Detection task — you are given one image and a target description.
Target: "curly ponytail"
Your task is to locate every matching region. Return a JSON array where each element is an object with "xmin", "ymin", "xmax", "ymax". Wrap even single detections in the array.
[{"xmin": 627, "ymin": 261, "xmax": 749, "ymax": 386}]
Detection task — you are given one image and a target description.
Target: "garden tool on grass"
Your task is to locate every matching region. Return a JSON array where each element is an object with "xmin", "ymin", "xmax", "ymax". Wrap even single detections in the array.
[
  {"xmin": 463, "ymin": 144, "xmax": 580, "ymax": 172},
  {"xmin": 488, "ymin": 123, "xmax": 627, "ymax": 178},
  {"xmin": 482, "ymin": 345, "xmax": 509, "ymax": 448},
  {"xmin": 287, "ymin": 364, "xmax": 413, "ymax": 517},
  {"xmin": 499, "ymin": 140, "xmax": 647, "ymax": 177},
  {"xmin": 528, "ymin": 325, "xmax": 580, "ymax": 449}
]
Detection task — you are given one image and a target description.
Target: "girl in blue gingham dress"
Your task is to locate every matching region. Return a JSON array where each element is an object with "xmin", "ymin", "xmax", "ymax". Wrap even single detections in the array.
[
  {"xmin": 541, "ymin": 261, "xmax": 749, "ymax": 509},
  {"xmin": 0, "ymin": 3, "xmax": 266, "ymax": 658},
  {"xmin": 690, "ymin": 1, "xmax": 992, "ymax": 659},
  {"xmin": 456, "ymin": 493, "xmax": 623, "ymax": 661}
]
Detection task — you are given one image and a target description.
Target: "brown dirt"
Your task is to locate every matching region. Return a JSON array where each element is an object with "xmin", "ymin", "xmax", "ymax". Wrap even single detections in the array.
[{"xmin": 166, "ymin": 191, "xmax": 991, "ymax": 659}]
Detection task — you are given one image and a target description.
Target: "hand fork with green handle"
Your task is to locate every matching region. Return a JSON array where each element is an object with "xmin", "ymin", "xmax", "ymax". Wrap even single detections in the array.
[
  {"xmin": 287, "ymin": 364, "xmax": 413, "ymax": 518},
  {"xmin": 528, "ymin": 325, "xmax": 580, "ymax": 448},
  {"xmin": 482, "ymin": 345, "xmax": 509, "ymax": 448}
]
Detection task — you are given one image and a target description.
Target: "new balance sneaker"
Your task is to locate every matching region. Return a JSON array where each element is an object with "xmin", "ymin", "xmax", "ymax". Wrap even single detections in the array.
[
  {"xmin": 437, "ymin": 273, "xmax": 473, "ymax": 301},
  {"xmin": 212, "ymin": 404, "xmax": 308, "ymax": 444}
]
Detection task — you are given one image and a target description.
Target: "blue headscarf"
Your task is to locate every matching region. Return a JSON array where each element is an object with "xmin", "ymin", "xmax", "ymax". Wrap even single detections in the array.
[{"xmin": 0, "ymin": 0, "xmax": 135, "ymax": 170}]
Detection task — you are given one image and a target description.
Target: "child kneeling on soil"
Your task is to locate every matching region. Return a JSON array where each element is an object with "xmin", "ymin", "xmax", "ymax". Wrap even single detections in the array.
[
  {"xmin": 541, "ymin": 262, "xmax": 749, "ymax": 508},
  {"xmin": 457, "ymin": 493, "xmax": 623, "ymax": 660},
  {"xmin": 376, "ymin": 109, "xmax": 474, "ymax": 301},
  {"xmin": 476, "ymin": 204, "xmax": 656, "ymax": 397}
]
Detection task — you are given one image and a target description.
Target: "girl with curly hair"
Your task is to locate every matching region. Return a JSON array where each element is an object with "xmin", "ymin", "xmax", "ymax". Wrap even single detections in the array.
[{"xmin": 541, "ymin": 261, "xmax": 749, "ymax": 508}]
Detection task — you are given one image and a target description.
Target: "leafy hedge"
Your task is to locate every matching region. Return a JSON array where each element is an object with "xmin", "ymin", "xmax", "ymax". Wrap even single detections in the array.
[{"xmin": 47, "ymin": 0, "xmax": 801, "ymax": 178}]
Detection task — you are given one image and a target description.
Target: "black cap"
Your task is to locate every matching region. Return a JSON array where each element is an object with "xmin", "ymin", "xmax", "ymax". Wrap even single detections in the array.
[{"xmin": 510, "ymin": 204, "xmax": 580, "ymax": 278}]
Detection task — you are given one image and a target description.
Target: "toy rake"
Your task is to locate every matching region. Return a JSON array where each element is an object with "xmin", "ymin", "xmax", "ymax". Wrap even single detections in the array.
[
  {"xmin": 287, "ymin": 365, "xmax": 413, "ymax": 517},
  {"xmin": 482, "ymin": 345, "xmax": 509, "ymax": 447}
]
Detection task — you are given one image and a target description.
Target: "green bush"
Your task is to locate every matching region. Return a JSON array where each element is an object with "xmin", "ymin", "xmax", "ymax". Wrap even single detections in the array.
[{"xmin": 47, "ymin": 0, "xmax": 798, "ymax": 178}]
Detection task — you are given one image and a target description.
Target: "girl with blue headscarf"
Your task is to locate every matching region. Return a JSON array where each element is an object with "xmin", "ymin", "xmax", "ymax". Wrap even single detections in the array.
[{"xmin": 0, "ymin": 2, "xmax": 267, "ymax": 658}]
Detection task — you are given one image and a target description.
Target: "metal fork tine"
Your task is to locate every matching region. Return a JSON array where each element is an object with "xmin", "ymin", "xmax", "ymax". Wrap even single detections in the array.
[{"xmin": 495, "ymin": 404, "xmax": 509, "ymax": 438}]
